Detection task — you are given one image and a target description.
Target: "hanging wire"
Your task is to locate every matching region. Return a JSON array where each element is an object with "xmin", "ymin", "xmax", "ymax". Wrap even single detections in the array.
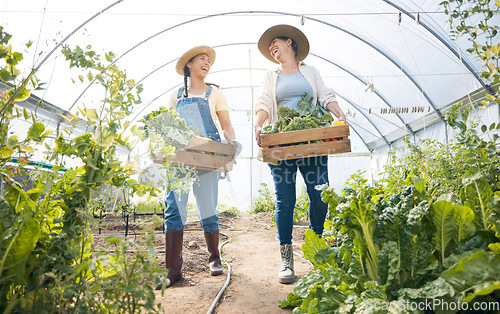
[
  {"xmin": 397, "ymin": 17, "xmax": 428, "ymax": 146},
  {"xmin": 32, "ymin": 0, "xmax": 49, "ymax": 67},
  {"xmin": 3, "ymin": 9, "xmax": 448, "ymax": 16}
]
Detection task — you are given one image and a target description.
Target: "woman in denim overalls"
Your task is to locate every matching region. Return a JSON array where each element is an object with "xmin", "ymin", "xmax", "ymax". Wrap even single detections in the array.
[{"xmin": 162, "ymin": 46, "xmax": 236, "ymax": 287}]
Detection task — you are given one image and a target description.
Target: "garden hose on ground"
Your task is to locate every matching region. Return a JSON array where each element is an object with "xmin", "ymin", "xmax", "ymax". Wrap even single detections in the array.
[
  {"xmin": 206, "ymin": 238, "xmax": 232, "ymax": 314},
  {"xmin": 179, "ymin": 225, "xmax": 234, "ymax": 313},
  {"xmin": 93, "ymin": 214, "xmax": 236, "ymax": 313}
]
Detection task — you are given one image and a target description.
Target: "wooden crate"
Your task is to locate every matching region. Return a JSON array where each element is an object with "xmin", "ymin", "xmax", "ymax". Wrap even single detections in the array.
[
  {"xmin": 259, "ymin": 125, "xmax": 351, "ymax": 163},
  {"xmin": 151, "ymin": 138, "xmax": 237, "ymax": 172}
]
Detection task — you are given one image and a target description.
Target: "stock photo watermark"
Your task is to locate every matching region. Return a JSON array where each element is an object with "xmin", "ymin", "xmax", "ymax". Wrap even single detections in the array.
[{"xmin": 367, "ymin": 299, "xmax": 500, "ymax": 312}]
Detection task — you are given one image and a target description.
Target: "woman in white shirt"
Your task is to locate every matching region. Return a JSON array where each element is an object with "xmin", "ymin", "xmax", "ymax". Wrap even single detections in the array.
[{"xmin": 254, "ymin": 24, "xmax": 346, "ymax": 284}]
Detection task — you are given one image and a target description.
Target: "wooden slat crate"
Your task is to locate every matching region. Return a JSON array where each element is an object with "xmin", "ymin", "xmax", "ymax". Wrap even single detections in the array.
[
  {"xmin": 151, "ymin": 138, "xmax": 237, "ymax": 172},
  {"xmin": 259, "ymin": 124, "xmax": 351, "ymax": 163}
]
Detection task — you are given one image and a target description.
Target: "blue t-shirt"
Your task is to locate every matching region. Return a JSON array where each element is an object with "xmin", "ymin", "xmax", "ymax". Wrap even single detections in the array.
[{"xmin": 276, "ymin": 71, "xmax": 313, "ymax": 111}]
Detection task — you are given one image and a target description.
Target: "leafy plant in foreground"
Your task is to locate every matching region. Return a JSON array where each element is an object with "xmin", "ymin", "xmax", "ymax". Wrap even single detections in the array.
[
  {"xmin": 0, "ymin": 32, "xmax": 167, "ymax": 313},
  {"xmin": 279, "ymin": 106, "xmax": 500, "ymax": 312},
  {"xmin": 250, "ymin": 183, "xmax": 276, "ymax": 218}
]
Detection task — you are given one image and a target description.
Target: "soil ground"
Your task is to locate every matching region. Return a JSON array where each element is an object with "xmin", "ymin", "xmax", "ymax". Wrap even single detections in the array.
[{"xmin": 92, "ymin": 210, "xmax": 313, "ymax": 313}]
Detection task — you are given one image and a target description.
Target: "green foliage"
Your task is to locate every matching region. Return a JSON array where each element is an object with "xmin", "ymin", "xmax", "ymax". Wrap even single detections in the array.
[
  {"xmin": 276, "ymin": 105, "xmax": 300, "ymax": 131},
  {"xmin": 400, "ymin": 251, "xmax": 500, "ymax": 305},
  {"xmin": 282, "ymin": 115, "xmax": 322, "ymax": 133},
  {"xmin": 43, "ymin": 227, "xmax": 168, "ymax": 313},
  {"xmin": 301, "ymin": 229, "xmax": 336, "ymax": 269},
  {"xmin": 383, "ymin": 138, "xmax": 469, "ymax": 198},
  {"xmin": 261, "ymin": 123, "xmax": 279, "ymax": 134},
  {"xmin": 217, "ymin": 202, "xmax": 239, "ymax": 217},
  {"xmin": 441, "ymin": 0, "xmax": 500, "ymax": 108},
  {"xmin": 250, "ymin": 183, "xmax": 276, "ymax": 218},
  {"xmin": 264, "ymin": 93, "xmax": 333, "ymax": 134},
  {"xmin": 139, "ymin": 106, "xmax": 200, "ymax": 148},
  {"xmin": 134, "ymin": 199, "xmax": 162, "ymax": 214},
  {"xmin": 89, "ymin": 230, "xmax": 167, "ymax": 313},
  {"xmin": 293, "ymin": 187, "xmax": 309, "ymax": 223},
  {"xmin": 284, "ymin": 102, "xmax": 500, "ymax": 311},
  {"xmin": 0, "ymin": 32, "xmax": 167, "ymax": 313},
  {"xmin": 139, "ymin": 106, "xmax": 200, "ymax": 195},
  {"xmin": 297, "ymin": 93, "xmax": 334, "ymax": 124}
]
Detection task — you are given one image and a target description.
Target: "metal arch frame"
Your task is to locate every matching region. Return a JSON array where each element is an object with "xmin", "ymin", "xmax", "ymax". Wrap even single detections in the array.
[
  {"xmin": 66, "ymin": 10, "xmax": 445, "ymax": 124},
  {"xmin": 382, "ymin": 0, "xmax": 495, "ymax": 95},
  {"xmin": 132, "ymin": 79, "xmax": 373, "ymax": 152},
  {"xmin": 334, "ymin": 92, "xmax": 388, "ymax": 148},
  {"xmin": 125, "ymin": 42, "xmax": 405, "ymax": 133},
  {"xmin": 128, "ymin": 60, "xmax": 382, "ymax": 152},
  {"xmin": 300, "ymin": 13, "xmax": 445, "ymax": 121},
  {"xmin": 334, "ymin": 92, "xmax": 389, "ymax": 145},
  {"xmin": 123, "ymin": 43, "xmax": 395, "ymax": 150},
  {"xmin": 310, "ymin": 53, "xmax": 412, "ymax": 133}
]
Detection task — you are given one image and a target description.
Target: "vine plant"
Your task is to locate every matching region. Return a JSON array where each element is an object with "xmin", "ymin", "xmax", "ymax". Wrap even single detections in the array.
[
  {"xmin": 0, "ymin": 28, "xmax": 168, "ymax": 313},
  {"xmin": 441, "ymin": 0, "xmax": 500, "ymax": 107}
]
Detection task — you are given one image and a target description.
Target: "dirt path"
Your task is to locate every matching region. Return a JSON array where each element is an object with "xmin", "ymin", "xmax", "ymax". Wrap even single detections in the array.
[{"xmin": 156, "ymin": 212, "xmax": 312, "ymax": 313}]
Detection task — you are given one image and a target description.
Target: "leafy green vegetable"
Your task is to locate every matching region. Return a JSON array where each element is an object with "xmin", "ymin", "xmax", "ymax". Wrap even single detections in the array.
[
  {"xmin": 276, "ymin": 105, "xmax": 300, "ymax": 131},
  {"xmin": 282, "ymin": 115, "xmax": 322, "ymax": 132},
  {"xmin": 301, "ymin": 229, "xmax": 336, "ymax": 269},
  {"xmin": 262, "ymin": 93, "xmax": 334, "ymax": 134},
  {"xmin": 298, "ymin": 93, "xmax": 334, "ymax": 124},
  {"xmin": 140, "ymin": 107, "xmax": 200, "ymax": 148},
  {"xmin": 432, "ymin": 200, "xmax": 459, "ymax": 265},
  {"xmin": 261, "ymin": 124, "xmax": 279, "ymax": 134},
  {"xmin": 400, "ymin": 251, "xmax": 500, "ymax": 304}
]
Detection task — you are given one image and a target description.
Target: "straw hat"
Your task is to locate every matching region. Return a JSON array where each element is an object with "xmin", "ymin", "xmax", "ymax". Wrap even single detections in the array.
[
  {"xmin": 258, "ymin": 24, "xmax": 309, "ymax": 64},
  {"xmin": 176, "ymin": 45, "xmax": 216, "ymax": 75}
]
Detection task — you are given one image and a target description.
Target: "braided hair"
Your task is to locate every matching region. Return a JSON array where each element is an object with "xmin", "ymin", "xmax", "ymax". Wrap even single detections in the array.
[
  {"xmin": 183, "ymin": 64, "xmax": 190, "ymax": 98},
  {"xmin": 182, "ymin": 57, "xmax": 220, "ymax": 98}
]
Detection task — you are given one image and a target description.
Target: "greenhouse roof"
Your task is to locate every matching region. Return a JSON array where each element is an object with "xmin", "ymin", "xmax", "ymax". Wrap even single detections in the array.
[{"xmin": 3, "ymin": 0, "xmax": 498, "ymax": 156}]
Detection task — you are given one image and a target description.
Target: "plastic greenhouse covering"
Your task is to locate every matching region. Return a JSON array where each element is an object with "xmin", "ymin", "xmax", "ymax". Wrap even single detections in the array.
[{"xmin": 2, "ymin": 0, "xmax": 499, "ymax": 210}]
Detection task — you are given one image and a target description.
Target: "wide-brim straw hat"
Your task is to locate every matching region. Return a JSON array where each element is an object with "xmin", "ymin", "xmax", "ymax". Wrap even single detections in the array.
[
  {"xmin": 176, "ymin": 45, "xmax": 216, "ymax": 75},
  {"xmin": 258, "ymin": 24, "xmax": 309, "ymax": 64}
]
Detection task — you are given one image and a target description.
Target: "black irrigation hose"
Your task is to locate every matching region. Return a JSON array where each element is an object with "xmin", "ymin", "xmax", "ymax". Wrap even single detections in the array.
[
  {"xmin": 93, "ymin": 216, "xmax": 236, "ymax": 313},
  {"xmin": 94, "ymin": 231, "xmax": 165, "ymax": 236},
  {"xmin": 207, "ymin": 238, "xmax": 231, "ymax": 314}
]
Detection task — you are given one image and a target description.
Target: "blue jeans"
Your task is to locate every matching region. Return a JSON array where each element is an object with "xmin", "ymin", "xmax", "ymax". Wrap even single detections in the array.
[
  {"xmin": 164, "ymin": 170, "xmax": 220, "ymax": 233},
  {"xmin": 268, "ymin": 156, "xmax": 329, "ymax": 245}
]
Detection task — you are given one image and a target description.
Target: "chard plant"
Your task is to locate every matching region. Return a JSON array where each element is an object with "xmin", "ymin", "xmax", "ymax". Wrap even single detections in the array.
[{"xmin": 282, "ymin": 151, "xmax": 499, "ymax": 312}]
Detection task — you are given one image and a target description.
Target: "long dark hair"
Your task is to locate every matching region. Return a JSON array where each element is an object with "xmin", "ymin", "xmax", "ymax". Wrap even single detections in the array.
[
  {"xmin": 276, "ymin": 36, "xmax": 298, "ymax": 57},
  {"xmin": 182, "ymin": 57, "xmax": 219, "ymax": 98}
]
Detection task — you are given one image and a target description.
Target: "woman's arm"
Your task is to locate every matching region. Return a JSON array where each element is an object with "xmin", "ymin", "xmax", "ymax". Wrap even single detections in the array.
[
  {"xmin": 216, "ymin": 110, "xmax": 236, "ymax": 142},
  {"xmin": 254, "ymin": 109, "xmax": 269, "ymax": 146},
  {"xmin": 326, "ymin": 101, "xmax": 346, "ymax": 122}
]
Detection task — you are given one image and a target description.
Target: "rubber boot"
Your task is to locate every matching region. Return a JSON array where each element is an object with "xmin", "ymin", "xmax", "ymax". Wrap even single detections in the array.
[
  {"xmin": 278, "ymin": 243, "xmax": 294, "ymax": 284},
  {"xmin": 204, "ymin": 230, "xmax": 223, "ymax": 276},
  {"xmin": 156, "ymin": 230, "xmax": 183, "ymax": 289}
]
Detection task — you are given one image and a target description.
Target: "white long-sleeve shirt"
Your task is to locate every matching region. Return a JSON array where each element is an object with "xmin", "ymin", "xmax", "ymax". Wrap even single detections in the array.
[{"xmin": 255, "ymin": 62, "xmax": 338, "ymax": 125}]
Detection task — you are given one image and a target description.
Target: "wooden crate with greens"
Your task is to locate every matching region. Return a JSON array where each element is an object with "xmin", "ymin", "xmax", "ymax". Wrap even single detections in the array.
[
  {"xmin": 151, "ymin": 137, "xmax": 237, "ymax": 172},
  {"xmin": 258, "ymin": 94, "xmax": 351, "ymax": 163},
  {"xmin": 142, "ymin": 107, "xmax": 237, "ymax": 172},
  {"xmin": 259, "ymin": 124, "xmax": 350, "ymax": 163}
]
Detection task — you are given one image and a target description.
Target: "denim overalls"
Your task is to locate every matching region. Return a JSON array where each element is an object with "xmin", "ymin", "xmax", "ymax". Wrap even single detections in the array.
[{"xmin": 164, "ymin": 85, "xmax": 221, "ymax": 233}]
